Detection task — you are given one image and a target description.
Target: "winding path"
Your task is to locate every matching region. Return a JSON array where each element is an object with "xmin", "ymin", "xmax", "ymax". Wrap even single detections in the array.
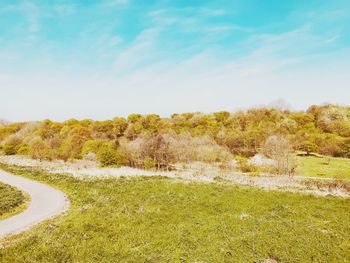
[{"xmin": 0, "ymin": 169, "xmax": 69, "ymax": 239}]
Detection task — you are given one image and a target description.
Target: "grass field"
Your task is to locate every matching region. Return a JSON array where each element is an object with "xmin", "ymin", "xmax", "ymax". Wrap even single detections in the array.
[
  {"xmin": 0, "ymin": 182, "xmax": 26, "ymax": 220},
  {"xmin": 0, "ymin": 165, "xmax": 349, "ymax": 262},
  {"xmin": 297, "ymin": 155, "xmax": 350, "ymax": 180}
]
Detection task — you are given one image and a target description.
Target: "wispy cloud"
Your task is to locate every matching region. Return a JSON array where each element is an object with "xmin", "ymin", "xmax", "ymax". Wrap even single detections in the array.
[
  {"xmin": 0, "ymin": 2, "xmax": 40, "ymax": 33},
  {"xmin": 2, "ymin": 49, "xmax": 349, "ymax": 121},
  {"xmin": 148, "ymin": 7, "xmax": 234, "ymax": 30},
  {"xmin": 0, "ymin": 0, "xmax": 349, "ymax": 120},
  {"xmin": 241, "ymin": 24, "xmax": 342, "ymax": 61},
  {"xmin": 113, "ymin": 28, "xmax": 161, "ymax": 73}
]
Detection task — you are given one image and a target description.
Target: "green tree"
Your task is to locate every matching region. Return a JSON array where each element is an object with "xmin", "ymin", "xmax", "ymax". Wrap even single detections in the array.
[{"xmin": 97, "ymin": 143, "xmax": 128, "ymax": 167}]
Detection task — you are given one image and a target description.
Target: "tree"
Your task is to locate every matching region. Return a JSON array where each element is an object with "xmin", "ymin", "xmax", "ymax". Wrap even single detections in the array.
[
  {"xmin": 213, "ymin": 111, "xmax": 230, "ymax": 123},
  {"xmin": 1, "ymin": 104, "xmax": 350, "ymax": 165},
  {"xmin": 113, "ymin": 117, "xmax": 128, "ymax": 138},
  {"xmin": 319, "ymin": 134, "xmax": 343, "ymax": 157},
  {"xmin": 28, "ymin": 137, "xmax": 52, "ymax": 160},
  {"xmin": 293, "ymin": 131, "xmax": 319, "ymax": 155},
  {"xmin": 59, "ymin": 126, "xmax": 91, "ymax": 160},
  {"xmin": 2, "ymin": 143, "xmax": 17, "ymax": 155},
  {"xmin": 1, "ymin": 134, "xmax": 23, "ymax": 155},
  {"xmin": 298, "ymin": 141, "xmax": 318, "ymax": 156},
  {"xmin": 91, "ymin": 121, "xmax": 115, "ymax": 139},
  {"xmin": 97, "ymin": 143, "xmax": 128, "ymax": 167},
  {"xmin": 341, "ymin": 139, "xmax": 350, "ymax": 158},
  {"xmin": 140, "ymin": 133, "xmax": 175, "ymax": 170},
  {"xmin": 261, "ymin": 135, "xmax": 296, "ymax": 175},
  {"xmin": 81, "ymin": 139, "xmax": 108, "ymax": 157}
]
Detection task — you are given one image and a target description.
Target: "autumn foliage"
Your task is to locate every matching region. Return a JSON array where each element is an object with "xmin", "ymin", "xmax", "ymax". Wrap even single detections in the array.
[{"xmin": 1, "ymin": 104, "xmax": 350, "ymax": 170}]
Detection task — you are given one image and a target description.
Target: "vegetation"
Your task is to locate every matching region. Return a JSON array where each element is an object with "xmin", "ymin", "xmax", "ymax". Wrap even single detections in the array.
[
  {"xmin": 261, "ymin": 135, "xmax": 296, "ymax": 175},
  {"xmin": 0, "ymin": 182, "xmax": 26, "ymax": 220},
  {"xmin": 0, "ymin": 165, "xmax": 349, "ymax": 262},
  {"xmin": 1, "ymin": 105, "xmax": 350, "ymax": 174},
  {"xmin": 235, "ymin": 156, "xmax": 259, "ymax": 173},
  {"xmin": 297, "ymin": 155, "xmax": 350, "ymax": 180}
]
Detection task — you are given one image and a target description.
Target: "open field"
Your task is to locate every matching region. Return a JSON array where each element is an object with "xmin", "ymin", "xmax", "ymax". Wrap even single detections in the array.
[
  {"xmin": 0, "ymin": 182, "xmax": 26, "ymax": 220},
  {"xmin": 1, "ymin": 155, "xmax": 349, "ymax": 197},
  {"xmin": 2, "ymin": 0, "xmax": 350, "ymax": 261},
  {"xmin": 297, "ymin": 156, "xmax": 350, "ymax": 180},
  {"xmin": 0, "ymin": 164, "xmax": 349, "ymax": 262}
]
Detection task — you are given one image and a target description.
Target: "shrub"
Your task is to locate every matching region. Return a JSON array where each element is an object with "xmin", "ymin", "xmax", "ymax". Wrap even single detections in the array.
[
  {"xmin": 1, "ymin": 133, "xmax": 23, "ymax": 155},
  {"xmin": 97, "ymin": 147, "xmax": 118, "ymax": 167},
  {"xmin": 235, "ymin": 156, "xmax": 259, "ymax": 173},
  {"xmin": 115, "ymin": 151, "xmax": 129, "ymax": 167},
  {"xmin": 261, "ymin": 135, "xmax": 296, "ymax": 175},
  {"xmin": 2, "ymin": 143, "xmax": 17, "ymax": 155},
  {"xmin": 140, "ymin": 133, "xmax": 175, "ymax": 169},
  {"xmin": 17, "ymin": 144, "xmax": 30, "ymax": 155},
  {"xmin": 59, "ymin": 126, "xmax": 92, "ymax": 160},
  {"xmin": 28, "ymin": 137, "xmax": 52, "ymax": 160},
  {"xmin": 97, "ymin": 144, "xmax": 129, "ymax": 167},
  {"xmin": 144, "ymin": 156, "xmax": 156, "ymax": 170},
  {"xmin": 82, "ymin": 139, "xmax": 108, "ymax": 157}
]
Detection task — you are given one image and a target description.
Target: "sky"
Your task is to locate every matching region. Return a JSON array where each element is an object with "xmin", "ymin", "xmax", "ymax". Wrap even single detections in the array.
[{"xmin": 0, "ymin": 0, "xmax": 350, "ymax": 121}]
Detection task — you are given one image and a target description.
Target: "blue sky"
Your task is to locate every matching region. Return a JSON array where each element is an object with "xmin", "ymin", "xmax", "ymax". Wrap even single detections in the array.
[{"xmin": 0, "ymin": 0, "xmax": 350, "ymax": 121}]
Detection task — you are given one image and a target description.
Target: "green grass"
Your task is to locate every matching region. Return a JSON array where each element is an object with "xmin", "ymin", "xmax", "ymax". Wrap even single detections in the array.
[
  {"xmin": 0, "ymin": 165, "xmax": 350, "ymax": 263},
  {"xmin": 297, "ymin": 155, "xmax": 350, "ymax": 180},
  {"xmin": 0, "ymin": 182, "xmax": 26, "ymax": 220}
]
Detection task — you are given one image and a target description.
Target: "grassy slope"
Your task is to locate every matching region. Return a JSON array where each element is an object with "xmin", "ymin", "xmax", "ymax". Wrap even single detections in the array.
[
  {"xmin": 297, "ymin": 156, "xmax": 350, "ymax": 180},
  {"xmin": 0, "ymin": 182, "xmax": 26, "ymax": 220},
  {"xmin": 0, "ymin": 165, "xmax": 349, "ymax": 263}
]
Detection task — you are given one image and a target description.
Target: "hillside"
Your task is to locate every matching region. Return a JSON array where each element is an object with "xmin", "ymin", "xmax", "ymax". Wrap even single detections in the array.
[{"xmin": 0, "ymin": 105, "xmax": 349, "ymax": 171}]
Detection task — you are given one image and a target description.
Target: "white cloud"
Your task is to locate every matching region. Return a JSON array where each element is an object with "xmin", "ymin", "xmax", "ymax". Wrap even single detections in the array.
[
  {"xmin": 1, "ymin": 21, "xmax": 349, "ymax": 121},
  {"xmin": 113, "ymin": 28, "xmax": 161, "ymax": 73},
  {"xmin": 0, "ymin": 2, "xmax": 40, "ymax": 33},
  {"xmin": 2, "ymin": 42, "xmax": 349, "ymax": 121}
]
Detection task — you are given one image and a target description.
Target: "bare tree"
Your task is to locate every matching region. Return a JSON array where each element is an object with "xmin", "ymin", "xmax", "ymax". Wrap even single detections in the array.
[{"xmin": 261, "ymin": 135, "xmax": 296, "ymax": 176}]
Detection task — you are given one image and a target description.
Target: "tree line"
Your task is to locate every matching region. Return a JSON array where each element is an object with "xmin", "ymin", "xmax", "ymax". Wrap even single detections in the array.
[{"xmin": 0, "ymin": 104, "xmax": 349, "ymax": 170}]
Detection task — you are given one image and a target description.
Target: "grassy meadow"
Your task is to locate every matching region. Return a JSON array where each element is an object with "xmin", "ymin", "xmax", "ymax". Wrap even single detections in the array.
[
  {"xmin": 297, "ymin": 155, "xmax": 350, "ymax": 180},
  {"xmin": 0, "ymin": 164, "xmax": 349, "ymax": 262},
  {"xmin": 0, "ymin": 182, "xmax": 26, "ymax": 220}
]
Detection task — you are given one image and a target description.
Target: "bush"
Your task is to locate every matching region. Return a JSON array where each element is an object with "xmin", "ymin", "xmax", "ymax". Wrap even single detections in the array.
[
  {"xmin": 2, "ymin": 143, "xmax": 17, "ymax": 155},
  {"xmin": 17, "ymin": 144, "xmax": 30, "ymax": 155},
  {"xmin": 261, "ymin": 135, "xmax": 296, "ymax": 176},
  {"xmin": 115, "ymin": 151, "xmax": 129, "ymax": 167},
  {"xmin": 82, "ymin": 139, "xmax": 108, "ymax": 157},
  {"xmin": 144, "ymin": 156, "xmax": 156, "ymax": 170},
  {"xmin": 28, "ymin": 137, "xmax": 52, "ymax": 160},
  {"xmin": 97, "ymin": 145, "xmax": 129, "ymax": 167},
  {"xmin": 235, "ymin": 156, "xmax": 259, "ymax": 173},
  {"xmin": 59, "ymin": 126, "xmax": 92, "ymax": 160},
  {"xmin": 97, "ymin": 147, "xmax": 118, "ymax": 167}
]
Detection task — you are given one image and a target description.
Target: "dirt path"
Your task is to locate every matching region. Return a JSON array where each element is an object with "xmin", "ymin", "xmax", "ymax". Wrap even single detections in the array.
[{"xmin": 0, "ymin": 169, "xmax": 69, "ymax": 239}]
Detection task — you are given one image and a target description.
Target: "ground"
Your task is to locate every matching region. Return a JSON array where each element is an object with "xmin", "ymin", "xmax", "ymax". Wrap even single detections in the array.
[
  {"xmin": 297, "ymin": 155, "xmax": 350, "ymax": 180},
  {"xmin": 0, "ymin": 182, "xmax": 26, "ymax": 220},
  {"xmin": 0, "ymin": 165, "xmax": 349, "ymax": 262},
  {"xmin": 1, "ymin": 155, "xmax": 349, "ymax": 198}
]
